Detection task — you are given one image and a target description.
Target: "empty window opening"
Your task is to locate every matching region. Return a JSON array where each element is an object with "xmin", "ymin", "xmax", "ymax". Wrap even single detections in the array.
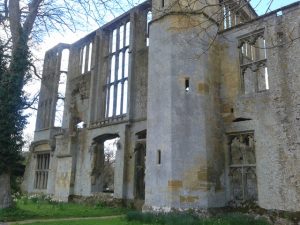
[
  {"xmin": 54, "ymin": 72, "xmax": 67, "ymax": 127},
  {"xmin": 91, "ymin": 135, "xmax": 120, "ymax": 193},
  {"xmin": 81, "ymin": 46, "xmax": 86, "ymax": 74},
  {"xmin": 119, "ymin": 25, "xmax": 124, "ymax": 49},
  {"xmin": 105, "ymin": 21, "xmax": 130, "ymax": 119},
  {"xmin": 103, "ymin": 138, "xmax": 119, "ymax": 192},
  {"xmin": 185, "ymin": 78, "xmax": 190, "ymax": 92},
  {"xmin": 125, "ymin": 22, "xmax": 130, "ymax": 47},
  {"xmin": 228, "ymin": 10, "xmax": 232, "ymax": 27},
  {"xmin": 221, "ymin": 0, "xmax": 250, "ymax": 30},
  {"xmin": 157, "ymin": 150, "xmax": 161, "ymax": 165},
  {"xmin": 112, "ymin": 29, "xmax": 117, "ymax": 53},
  {"xmin": 60, "ymin": 49, "xmax": 69, "ymax": 72},
  {"xmin": 228, "ymin": 133, "xmax": 257, "ymax": 202},
  {"xmin": 239, "ymin": 31, "xmax": 269, "ymax": 94},
  {"xmin": 134, "ymin": 141, "xmax": 146, "ymax": 200},
  {"xmin": 80, "ymin": 42, "xmax": 93, "ymax": 74},
  {"xmin": 162, "ymin": 0, "xmax": 165, "ymax": 8},
  {"xmin": 233, "ymin": 117, "xmax": 252, "ymax": 122},
  {"xmin": 34, "ymin": 153, "xmax": 50, "ymax": 189},
  {"xmin": 277, "ymin": 10, "xmax": 283, "ymax": 16},
  {"xmin": 76, "ymin": 121, "xmax": 85, "ymax": 129},
  {"xmin": 223, "ymin": 6, "xmax": 227, "ymax": 29},
  {"xmin": 147, "ymin": 11, "xmax": 152, "ymax": 46},
  {"xmin": 124, "ymin": 49, "xmax": 129, "ymax": 78}
]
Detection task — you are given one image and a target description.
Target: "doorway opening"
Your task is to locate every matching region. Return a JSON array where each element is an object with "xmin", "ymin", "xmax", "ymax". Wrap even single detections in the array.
[{"xmin": 91, "ymin": 134, "xmax": 120, "ymax": 193}]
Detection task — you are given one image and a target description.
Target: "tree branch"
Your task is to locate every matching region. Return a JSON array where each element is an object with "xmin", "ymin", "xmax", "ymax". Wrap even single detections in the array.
[
  {"xmin": 8, "ymin": 0, "xmax": 22, "ymax": 45},
  {"xmin": 23, "ymin": 0, "xmax": 43, "ymax": 38}
]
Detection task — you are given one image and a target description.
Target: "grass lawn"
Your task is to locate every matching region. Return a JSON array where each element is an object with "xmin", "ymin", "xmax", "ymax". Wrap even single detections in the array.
[
  {"xmin": 126, "ymin": 211, "xmax": 271, "ymax": 225},
  {"xmin": 0, "ymin": 200, "xmax": 128, "ymax": 222},
  {"xmin": 14, "ymin": 217, "xmax": 142, "ymax": 225},
  {"xmin": 12, "ymin": 214, "xmax": 271, "ymax": 225},
  {"xmin": 0, "ymin": 195, "xmax": 271, "ymax": 225}
]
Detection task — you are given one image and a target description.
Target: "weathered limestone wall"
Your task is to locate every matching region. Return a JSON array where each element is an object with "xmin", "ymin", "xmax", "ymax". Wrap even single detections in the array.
[
  {"xmin": 219, "ymin": 3, "xmax": 300, "ymax": 211},
  {"xmin": 23, "ymin": 0, "xmax": 299, "ymax": 213},
  {"xmin": 23, "ymin": 1, "xmax": 151, "ymax": 204},
  {"xmin": 145, "ymin": 11, "xmax": 226, "ymax": 210}
]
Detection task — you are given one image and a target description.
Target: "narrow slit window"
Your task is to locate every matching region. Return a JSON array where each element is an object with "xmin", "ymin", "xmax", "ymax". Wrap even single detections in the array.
[
  {"xmin": 162, "ymin": 0, "xmax": 164, "ymax": 8},
  {"xmin": 147, "ymin": 11, "xmax": 152, "ymax": 46},
  {"xmin": 185, "ymin": 78, "xmax": 190, "ymax": 92},
  {"xmin": 157, "ymin": 150, "xmax": 161, "ymax": 165}
]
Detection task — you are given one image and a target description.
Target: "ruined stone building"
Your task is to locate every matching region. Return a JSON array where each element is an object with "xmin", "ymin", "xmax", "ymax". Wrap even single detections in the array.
[{"xmin": 22, "ymin": 0, "xmax": 300, "ymax": 212}]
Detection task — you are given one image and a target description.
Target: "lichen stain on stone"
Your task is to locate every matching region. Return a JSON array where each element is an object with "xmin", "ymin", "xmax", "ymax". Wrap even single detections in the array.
[
  {"xmin": 168, "ymin": 180, "xmax": 183, "ymax": 190},
  {"xmin": 179, "ymin": 195, "xmax": 199, "ymax": 203},
  {"xmin": 198, "ymin": 82, "xmax": 209, "ymax": 94},
  {"xmin": 181, "ymin": 159, "xmax": 209, "ymax": 191},
  {"xmin": 167, "ymin": 15, "xmax": 205, "ymax": 32},
  {"xmin": 57, "ymin": 172, "xmax": 71, "ymax": 188},
  {"xmin": 34, "ymin": 144, "xmax": 51, "ymax": 152}
]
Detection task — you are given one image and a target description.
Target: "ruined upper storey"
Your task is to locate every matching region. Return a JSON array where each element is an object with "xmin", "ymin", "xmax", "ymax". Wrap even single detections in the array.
[
  {"xmin": 35, "ymin": 1, "xmax": 152, "ymax": 137},
  {"xmin": 151, "ymin": 0, "xmax": 257, "ymax": 30}
]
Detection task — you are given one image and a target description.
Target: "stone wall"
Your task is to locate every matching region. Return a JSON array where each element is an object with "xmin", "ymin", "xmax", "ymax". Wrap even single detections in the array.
[{"xmin": 22, "ymin": 0, "xmax": 300, "ymax": 213}]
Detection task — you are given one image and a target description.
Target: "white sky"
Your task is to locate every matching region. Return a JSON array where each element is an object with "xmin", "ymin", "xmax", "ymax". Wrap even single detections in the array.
[{"xmin": 22, "ymin": 0, "xmax": 299, "ymax": 145}]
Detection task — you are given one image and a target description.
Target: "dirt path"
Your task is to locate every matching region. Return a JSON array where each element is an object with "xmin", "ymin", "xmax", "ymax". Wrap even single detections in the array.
[{"xmin": 1, "ymin": 215, "xmax": 124, "ymax": 225}]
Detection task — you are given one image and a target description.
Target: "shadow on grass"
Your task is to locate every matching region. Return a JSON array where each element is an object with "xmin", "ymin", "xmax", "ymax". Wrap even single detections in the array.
[{"xmin": 0, "ymin": 206, "xmax": 37, "ymax": 222}]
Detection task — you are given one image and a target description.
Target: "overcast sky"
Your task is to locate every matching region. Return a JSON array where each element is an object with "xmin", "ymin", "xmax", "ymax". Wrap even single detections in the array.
[{"xmin": 22, "ymin": 0, "xmax": 299, "ymax": 146}]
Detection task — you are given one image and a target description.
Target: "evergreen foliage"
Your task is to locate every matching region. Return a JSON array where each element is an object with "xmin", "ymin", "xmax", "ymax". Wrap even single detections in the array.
[{"xmin": 0, "ymin": 36, "xmax": 30, "ymax": 175}]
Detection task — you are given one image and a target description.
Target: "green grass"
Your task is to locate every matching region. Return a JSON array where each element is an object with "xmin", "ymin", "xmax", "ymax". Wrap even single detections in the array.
[
  {"xmin": 126, "ymin": 211, "xmax": 271, "ymax": 225},
  {"xmin": 0, "ymin": 196, "xmax": 271, "ymax": 225},
  {"xmin": 0, "ymin": 200, "xmax": 128, "ymax": 222},
  {"xmin": 14, "ymin": 217, "xmax": 143, "ymax": 225}
]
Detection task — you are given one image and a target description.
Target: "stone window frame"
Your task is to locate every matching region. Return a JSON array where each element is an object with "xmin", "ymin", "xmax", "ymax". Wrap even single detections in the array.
[
  {"xmin": 80, "ymin": 41, "xmax": 93, "ymax": 75},
  {"xmin": 238, "ymin": 29, "xmax": 269, "ymax": 94},
  {"xmin": 227, "ymin": 131, "xmax": 258, "ymax": 201},
  {"xmin": 104, "ymin": 19, "xmax": 131, "ymax": 119},
  {"xmin": 34, "ymin": 152, "xmax": 50, "ymax": 190},
  {"xmin": 220, "ymin": 0, "xmax": 251, "ymax": 30}
]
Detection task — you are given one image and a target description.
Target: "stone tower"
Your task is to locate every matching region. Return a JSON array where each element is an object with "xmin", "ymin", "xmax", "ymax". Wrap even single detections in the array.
[{"xmin": 145, "ymin": 0, "xmax": 225, "ymax": 211}]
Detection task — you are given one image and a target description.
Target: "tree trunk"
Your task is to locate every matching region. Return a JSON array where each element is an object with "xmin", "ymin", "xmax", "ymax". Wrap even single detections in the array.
[{"xmin": 0, "ymin": 173, "xmax": 12, "ymax": 209}]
